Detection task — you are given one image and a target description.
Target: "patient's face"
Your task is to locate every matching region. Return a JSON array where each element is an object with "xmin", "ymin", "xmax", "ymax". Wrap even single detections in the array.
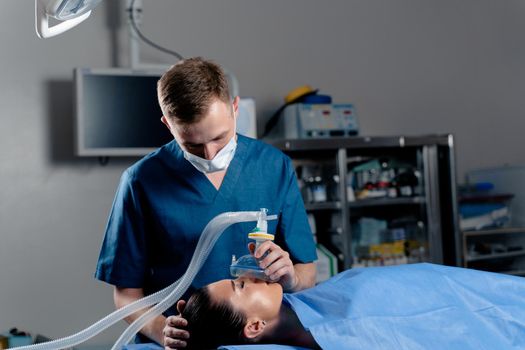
[{"xmin": 207, "ymin": 277, "xmax": 283, "ymax": 321}]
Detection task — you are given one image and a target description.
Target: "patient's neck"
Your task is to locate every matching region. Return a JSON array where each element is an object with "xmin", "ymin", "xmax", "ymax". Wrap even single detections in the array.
[{"xmin": 262, "ymin": 304, "xmax": 320, "ymax": 349}]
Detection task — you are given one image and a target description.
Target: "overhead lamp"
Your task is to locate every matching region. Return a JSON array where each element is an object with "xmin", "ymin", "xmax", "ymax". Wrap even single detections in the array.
[{"xmin": 35, "ymin": 0, "xmax": 103, "ymax": 38}]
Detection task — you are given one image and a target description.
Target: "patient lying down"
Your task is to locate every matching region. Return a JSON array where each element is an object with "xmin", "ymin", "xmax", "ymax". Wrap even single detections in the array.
[
  {"xmin": 178, "ymin": 263, "xmax": 525, "ymax": 350},
  {"xmin": 181, "ymin": 276, "xmax": 320, "ymax": 349}
]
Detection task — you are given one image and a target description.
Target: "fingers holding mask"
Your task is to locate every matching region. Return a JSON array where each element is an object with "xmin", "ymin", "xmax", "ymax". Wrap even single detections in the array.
[
  {"xmin": 263, "ymin": 255, "xmax": 293, "ymax": 281},
  {"xmin": 253, "ymin": 240, "xmax": 275, "ymax": 260},
  {"xmin": 255, "ymin": 241, "xmax": 288, "ymax": 268},
  {"xmin": 254, "ymin": 241, "xmax": 296, "ymax": 288}
]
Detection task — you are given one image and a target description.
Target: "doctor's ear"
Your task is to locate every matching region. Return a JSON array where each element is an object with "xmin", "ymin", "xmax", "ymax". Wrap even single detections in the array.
[
  {"xmin": 232, "ymin": 96, "xmax": 240, "ymax": 116},
  {"xmin": 243, "ymin": 319, "xmax": 266, "ymax": 340},
  {"xmin": 160, "ymin": 116, "xmax": 171, "ymax": 130}
]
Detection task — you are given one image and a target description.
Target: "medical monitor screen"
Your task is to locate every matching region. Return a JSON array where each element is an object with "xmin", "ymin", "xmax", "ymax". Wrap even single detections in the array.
[{"xmin": 75, "ymin": 68, "xmax": 173, "ymax": 156}]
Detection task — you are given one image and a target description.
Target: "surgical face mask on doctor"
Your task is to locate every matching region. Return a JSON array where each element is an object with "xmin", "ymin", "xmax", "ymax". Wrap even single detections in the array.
[
  {"xmin": 182, "ymin": 131, "xmax": 237, "ymax": 173},
  {"xmin": 164, "ymin": 98, "xmax": 238, "ymax": 173}
]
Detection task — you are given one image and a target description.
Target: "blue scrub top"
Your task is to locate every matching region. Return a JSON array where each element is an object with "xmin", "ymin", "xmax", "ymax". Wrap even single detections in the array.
[{"xmin": 95, "ymin": 135, "xmax": 317, "ymax": 315}]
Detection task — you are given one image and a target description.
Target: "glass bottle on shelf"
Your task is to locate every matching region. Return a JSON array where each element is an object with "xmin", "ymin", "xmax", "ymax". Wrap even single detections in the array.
[
  {"xmin": 311, "ymin": 175, "xmax": 327, "ymax": 203},
  {"xmin": 300, "ymin": 165, "xmax": 328, "ymax": 203}
]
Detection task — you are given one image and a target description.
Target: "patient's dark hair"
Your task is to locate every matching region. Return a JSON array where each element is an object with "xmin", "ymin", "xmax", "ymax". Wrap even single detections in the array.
[{"xmin": 181, "ymin": 286, "xmax": 247, "ymax": 349}]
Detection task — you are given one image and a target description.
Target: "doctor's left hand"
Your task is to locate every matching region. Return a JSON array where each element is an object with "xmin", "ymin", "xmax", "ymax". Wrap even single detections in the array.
[
  {"xmin": 249, "ymin": 241, "xmax": 298, "ymax": 291},
  {"xmin": 163, "ymin": 300, "xmax": 189, "ymax": 349}
]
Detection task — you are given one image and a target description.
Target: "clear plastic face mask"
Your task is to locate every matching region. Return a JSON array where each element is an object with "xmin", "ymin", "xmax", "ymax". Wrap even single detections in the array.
[
  {"xmin": 230, "ymin": 209, "xmax": 275, "ymax": 282},
  {"xmin": 230, "ymin": 254, "xmax": 273, "ymax": 281}
]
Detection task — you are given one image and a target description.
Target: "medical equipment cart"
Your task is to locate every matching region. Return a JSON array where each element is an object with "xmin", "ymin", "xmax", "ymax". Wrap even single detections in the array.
[
  {"xmin": 269, "ymin": 134, "xmax": 460, "ymax": 270},
  {"xmin": 462, "ymin": 166, "xmax": 525, "ymax": 276}
]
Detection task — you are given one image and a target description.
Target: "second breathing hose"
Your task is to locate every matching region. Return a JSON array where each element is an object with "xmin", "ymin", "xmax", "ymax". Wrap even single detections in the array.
[{"xmin": 16, "ymin": 210, "xmax": 277, "ymax": 350}]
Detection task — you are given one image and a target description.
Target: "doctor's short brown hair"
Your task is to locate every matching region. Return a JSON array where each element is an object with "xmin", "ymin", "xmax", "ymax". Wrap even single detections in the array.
[{"xmin": 157, "ymin": 57, "xmax": 231, "ymax": 125}]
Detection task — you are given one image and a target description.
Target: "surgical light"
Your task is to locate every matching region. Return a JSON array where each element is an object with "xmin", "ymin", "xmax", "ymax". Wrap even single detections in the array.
[{"xmin": 35, "ymin": 0, "xmax": 103, "ymax": 38}]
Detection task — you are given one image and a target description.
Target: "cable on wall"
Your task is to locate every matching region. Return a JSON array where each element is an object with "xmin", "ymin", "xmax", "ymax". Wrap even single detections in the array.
[{"xmin": 128, "ymin": 0, "xmax": 184, "ymax": 61}]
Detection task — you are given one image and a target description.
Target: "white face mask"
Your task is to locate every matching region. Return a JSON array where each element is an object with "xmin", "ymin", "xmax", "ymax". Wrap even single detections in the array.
[{"xmin": 183, "ymin": 133, "xmax": 237, "ymax": 173}]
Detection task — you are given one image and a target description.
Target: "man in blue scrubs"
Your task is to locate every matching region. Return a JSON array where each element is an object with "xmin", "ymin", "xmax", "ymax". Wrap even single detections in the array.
[{"xmin": 95, "ymin": 57, "xmax": 317, "ymax": 348}]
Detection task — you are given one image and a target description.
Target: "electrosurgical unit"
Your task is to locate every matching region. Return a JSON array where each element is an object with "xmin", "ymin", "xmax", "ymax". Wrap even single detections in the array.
[{"xmin": 274, "ymin": 103, "xmax": 359, "ymax": 139}]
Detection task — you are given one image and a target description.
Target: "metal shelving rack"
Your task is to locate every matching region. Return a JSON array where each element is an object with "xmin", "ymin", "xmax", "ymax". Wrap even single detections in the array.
[
  {"xmin": 347, "ymin": 196, "xmax": 426, "ymax": 208},
  {"xmin": 268, "ymin": 134, "xmax": 461, "ymax": 270},
  {"xmin": 462, "ymin": 227, "xmax": 525, "ymax": 276}
]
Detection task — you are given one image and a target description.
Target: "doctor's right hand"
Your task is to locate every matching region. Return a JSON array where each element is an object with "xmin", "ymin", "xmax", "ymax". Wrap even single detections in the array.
[{"xmin": 163, "ymin": 300, "xmax": 190, "ymax": 349}]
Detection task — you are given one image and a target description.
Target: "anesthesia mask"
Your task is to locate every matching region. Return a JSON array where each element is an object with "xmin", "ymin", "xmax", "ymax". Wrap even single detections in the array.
[{"xmin": 230, "ymin": 208, "xmax": 276, "ymax": 281}]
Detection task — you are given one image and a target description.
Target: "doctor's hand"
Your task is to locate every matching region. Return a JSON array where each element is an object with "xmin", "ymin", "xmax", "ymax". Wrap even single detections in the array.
[
  {"xmin": 163, "ymin": 300, "xmax": 189, "ymax": 349},
  {"xmin": 249, "ymin": 241, "xmax": 298, "ymax": 292}
]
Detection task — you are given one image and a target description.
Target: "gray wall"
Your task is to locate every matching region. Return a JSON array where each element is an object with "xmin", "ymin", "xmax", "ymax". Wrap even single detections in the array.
[{"xmin": 1, "ymin": 0, "xmax": 525, "ymax": 346}]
